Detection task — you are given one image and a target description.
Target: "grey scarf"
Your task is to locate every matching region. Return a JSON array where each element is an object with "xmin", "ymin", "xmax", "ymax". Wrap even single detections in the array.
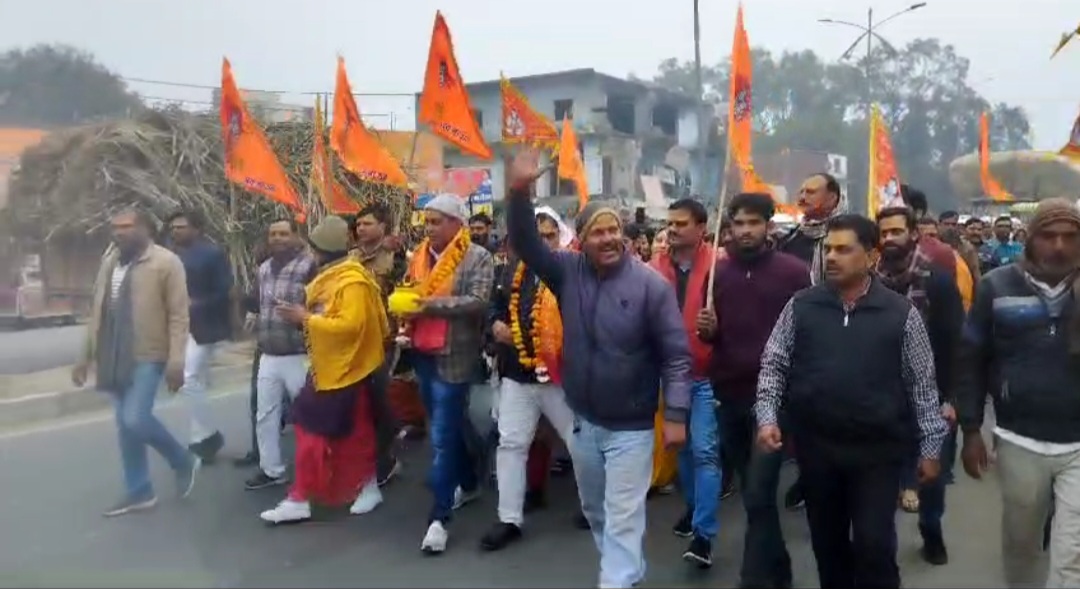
[{"xmin": 96, "ymin": 258, "xmax": 137, "ymax": 395}]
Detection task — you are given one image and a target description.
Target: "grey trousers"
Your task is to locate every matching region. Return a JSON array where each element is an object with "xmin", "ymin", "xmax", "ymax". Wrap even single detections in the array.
[{"xmin": 997, "ymin": 435, "xmax": 1080, "ymax": 588}]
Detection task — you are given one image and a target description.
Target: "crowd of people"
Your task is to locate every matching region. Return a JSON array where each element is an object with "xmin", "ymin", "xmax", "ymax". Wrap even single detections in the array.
[{"xmin": 73, "ymin": 146, "xmax": 1079, "ymax": 589}]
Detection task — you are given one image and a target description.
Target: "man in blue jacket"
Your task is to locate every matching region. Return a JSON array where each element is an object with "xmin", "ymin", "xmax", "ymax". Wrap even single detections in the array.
[
  {"xmin": 506, "ymin": 149, "xmax": 691, "ymax": 589},
  {"xmin": 167, "ymin": 211, "xmax": 233, "ymax": 462}
]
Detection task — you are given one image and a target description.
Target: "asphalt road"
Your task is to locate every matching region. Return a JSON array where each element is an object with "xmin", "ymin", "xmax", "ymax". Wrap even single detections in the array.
[
  {"xmin": 0, "ymin": 324, "xmax": 83, "ymax": 374},
  {"xmin": 0, "ymin": 384, "xmax": 1015, "ymax": 588}
]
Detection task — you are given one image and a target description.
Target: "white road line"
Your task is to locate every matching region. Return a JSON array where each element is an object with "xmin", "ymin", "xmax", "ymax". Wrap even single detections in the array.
[{"xmin": 0, "ymin": 388, "xmax": 246, "ymax": 441}]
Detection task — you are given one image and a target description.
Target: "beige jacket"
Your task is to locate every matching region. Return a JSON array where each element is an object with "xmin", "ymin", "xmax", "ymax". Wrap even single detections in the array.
[{"xmin": 82, "ymin": 243, "xmax": 190, "ymax": 370}]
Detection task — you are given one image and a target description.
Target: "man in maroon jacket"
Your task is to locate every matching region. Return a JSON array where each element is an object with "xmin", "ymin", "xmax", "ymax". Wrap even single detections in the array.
[{"xmin": 699, "ymin": 192, "xmax": 810, "ymax": 589}]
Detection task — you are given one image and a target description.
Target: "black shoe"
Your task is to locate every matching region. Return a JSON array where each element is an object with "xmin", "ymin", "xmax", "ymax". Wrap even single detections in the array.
[
  {"xmin": 189, "ymin": 431, "xmax": 224, "ymax": 462},
  {"xmin": 523, "ymin": 489, "xmax": 547, "ymax": 514},
  {"xmin": 245, "ymin": 471, "xmax": 287, "ymax": 490},
  {"xmin": 720, "ymin": 479, "xmax": 737, "ymax": 501},
  {"xmin": 919, "ymin": 526, "xmax": 949, "ymax": 565},
  {"xmin": 672, "ymin": 511, "xmax": 693, "ymax": 538},
  {"xmin": 377, "ymin": 459, "xmax": 402, "ymax": 487},
  {"xmin": 233, "ymin": 451, "xmax": 259, "ymax": 468},
  {"xmin": 573, "ymin": 512, "xmax": 591, "ymax": 530},
  {"xmin": 682, "ymin": 536, "xmax": 713, "ymax": 568},
  {"xmin": 784, "ymin": 481, "xmax": 805, "ymax": 510},
  {"xmin": 479, "ymin": 522, "xmax": 523, "ymax": 551}
]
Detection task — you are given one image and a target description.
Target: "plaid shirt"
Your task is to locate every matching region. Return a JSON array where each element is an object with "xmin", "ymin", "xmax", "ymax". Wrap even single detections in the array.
[
  {"xmin": 420, "ymin": 242, "xmax": 495, "ymax": 383},
  {"xmin": 255, "ymin": 253, "xmax": 316, "ymax": 356},
  {"xmin": 755, "ymin": 289, "xmax": 947, "ymax": 459}
]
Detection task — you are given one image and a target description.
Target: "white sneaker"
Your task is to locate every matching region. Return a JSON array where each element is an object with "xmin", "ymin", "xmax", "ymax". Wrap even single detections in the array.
[
  {"xmin": 259, "ymin": 499, "xmax": 311, "ymax": 524},
  {"xmin": 421, "ymin": 520, "xmax": 449, "ymax": 554},
  {"xmin": 349, "ymin": 480, "xmax": 384, "ymax": 515},
  {"xmin": 452, "ymin": 486, "xmax": 481, "ymax": 510}
]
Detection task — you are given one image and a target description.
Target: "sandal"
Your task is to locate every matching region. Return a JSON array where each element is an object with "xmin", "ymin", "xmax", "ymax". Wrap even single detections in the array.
[{"xmin": 900, "ymin": 489, "xmax": 920, "ymax": 513}]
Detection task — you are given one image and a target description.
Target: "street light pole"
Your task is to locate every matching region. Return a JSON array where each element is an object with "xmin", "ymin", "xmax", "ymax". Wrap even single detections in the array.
[
  {"xmin": 692, "ymin": 0, "xmax": 708, "ymax": 200},
  {"xmin": 818, "ymin": 2, "xmax": 927, "ymax": 212}
]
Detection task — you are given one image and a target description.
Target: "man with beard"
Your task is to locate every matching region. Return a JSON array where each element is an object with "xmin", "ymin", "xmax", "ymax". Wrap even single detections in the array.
[
  {"xmin": 506, "ymin": 148, "xmax": 690, "ymax": 588},
  {"xmin": 939, "ymin": 211, "xmax": 982, "ymax": 284},
  {"xmin": 876, "ymin": 207, "xmax": 964, "ymax": 565},
  {"xmin": 965, "ymin": 217, "xmax": 996, "ymax": 274},
  {"xmin": 757, "ymin": 214, "xmax": 947, "ymax": 589},
  {"xmin": 898, "ymin": 185, "xmax": 956, "ymax": 279},
  {"xmin": 469, "ymin": 212, "xmax": 497, "ymax": 253},
  {"xmin": 648, "ymin": 198, "xmax": 722, "ymax": 567},
  {"xmin": 956, "ymin": 199, "xmax": 1080, "ymax": 588},
  {"xmin": 699, "ymin": 192, "xmax": 809, "ymax": 588},
  {"xmin": 776, "ymin": 172, "xmax": 844, "ymax": 511}
]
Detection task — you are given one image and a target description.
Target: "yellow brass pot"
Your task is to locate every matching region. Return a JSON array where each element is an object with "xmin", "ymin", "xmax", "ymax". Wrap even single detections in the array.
[{"xmin": 388, "ymin": 284, "xmax": 422, "ymax": 316}]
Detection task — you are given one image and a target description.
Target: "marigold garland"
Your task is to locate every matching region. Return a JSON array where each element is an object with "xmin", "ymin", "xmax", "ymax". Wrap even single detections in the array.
[
  {"xmin": 509, "ymin": 261, "xmax": 550, "ymax": 381},
  {"xmin": 415, "ymin": 228, "xmax": 470, "ymax": 297}
]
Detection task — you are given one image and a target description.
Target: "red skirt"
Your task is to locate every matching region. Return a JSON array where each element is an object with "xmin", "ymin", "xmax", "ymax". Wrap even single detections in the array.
[{"xmin": 288, "ymin": 386, "xmax": 376, "ymax": 506}]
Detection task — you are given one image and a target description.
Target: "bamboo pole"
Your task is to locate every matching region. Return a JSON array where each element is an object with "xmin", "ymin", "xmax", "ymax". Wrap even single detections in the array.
[{"xmin": 704, "ymin": 142, "xmax": 734, "ymax": 309}]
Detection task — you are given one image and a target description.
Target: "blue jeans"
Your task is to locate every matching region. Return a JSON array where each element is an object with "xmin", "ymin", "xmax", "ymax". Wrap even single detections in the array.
[
  {"xmin": 571, "ymin": 418, "xmax": 654, "ymax": 589},
  {"xmin": 113, "ymin": 362, "xmax": 193, "ymax": 500},
  {"xmin": 413, "ymin": 354, "xmax": 478, "ymax": 524},
  {"xmin": 918, "ymin": 427, "xmax": 957, "ymax": 536},
  {"xmin": 677, "ymin": 379, "xmax": 721, "ymax": 539}
]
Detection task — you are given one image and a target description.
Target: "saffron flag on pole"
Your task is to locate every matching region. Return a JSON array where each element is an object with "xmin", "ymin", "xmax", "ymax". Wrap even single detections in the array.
[
  {"xmin": 418, "ymin": 12, "xmax": 492, "ymax": 160},
  {"xmin": 866, "ymin": 104, "xmax": 903, "ymax": 217},
  {"xmin": 1059, "ymin": 106, "xmax": 1080, "ymax": 161},
  {"xmin": 557, "ymin": 117, "xmax": 589, "ymax": 211},
  {"xmin": 330, "ymin": 57, "xmax": 408, "ymax": 188},
  {"xmin": 500, "ymin": 75, "xmax": 559, "ymax": 150},
  {"xmin": 727, "ymin": 4, "xmax": 772, "ymax": 196},
  {"xmin": 219, "ymin": 58, "xmax": 305, "ymax": 220},
  {"xmin": 980, "ymin": 112, "xmax": 1014, "ymax": 202},
  {"xmin": 313, "ymin": 95, "xmax": 359, "ymax": 214}
]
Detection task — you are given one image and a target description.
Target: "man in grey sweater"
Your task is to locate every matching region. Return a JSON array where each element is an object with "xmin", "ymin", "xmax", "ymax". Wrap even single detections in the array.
[{"xmin": 506, "ymin": 149, "xmax": 691, "ymax": 588}]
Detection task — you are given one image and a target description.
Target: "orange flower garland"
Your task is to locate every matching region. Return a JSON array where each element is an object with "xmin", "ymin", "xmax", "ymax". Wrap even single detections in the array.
[
  {"xmin": 509, "ymin": 261, "xmax": 550, "ymax": 382},
  {"xmin": 415, "ymin": 229, "xmax": 471, "ymax": 297}
]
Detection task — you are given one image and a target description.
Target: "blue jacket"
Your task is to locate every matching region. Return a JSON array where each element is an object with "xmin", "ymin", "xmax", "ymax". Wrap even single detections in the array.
[
  {"xmin": 507, "ymin": 194, "xmax": 691, "ymax": 430},
  {"xmin": 174, "ymin": 239, "xmax": 233, "ymax": 345}
]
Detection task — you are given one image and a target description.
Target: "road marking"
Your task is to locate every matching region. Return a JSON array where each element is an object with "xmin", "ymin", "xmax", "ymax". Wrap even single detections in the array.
[{"xmin": 0, "ymin": 387, "xmax": 246, "ymax": 441}]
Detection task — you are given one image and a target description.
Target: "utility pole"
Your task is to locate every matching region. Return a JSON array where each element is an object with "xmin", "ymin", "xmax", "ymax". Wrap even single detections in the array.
[
  {"xmin": 819, "ymin": 2, "xmax": 928, "ymax": 213},
  {"xmin": 692, "ymin": 0, "xmax": 708, "ymax": 201}
]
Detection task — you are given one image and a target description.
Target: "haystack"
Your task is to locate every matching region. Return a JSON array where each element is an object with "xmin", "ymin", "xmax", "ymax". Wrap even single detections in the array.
[{"xmin": 1, "ymin": 106, "xmax": 414, "ymax": 290}]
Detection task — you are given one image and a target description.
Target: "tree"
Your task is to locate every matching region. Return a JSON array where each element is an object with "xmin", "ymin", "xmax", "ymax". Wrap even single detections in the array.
[
  {"xmin": 0, "ymin": 44, "xmax": 143, "ymax": 127},
  {"xmin": 643, "ymin": 38, "xmax": 1032, "ymax": 211}
]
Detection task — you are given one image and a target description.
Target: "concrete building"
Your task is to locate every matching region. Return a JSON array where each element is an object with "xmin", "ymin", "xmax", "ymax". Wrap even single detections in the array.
[{"xmin": 414, "ymin": 68, "xmax": 712, "ymax": 210}]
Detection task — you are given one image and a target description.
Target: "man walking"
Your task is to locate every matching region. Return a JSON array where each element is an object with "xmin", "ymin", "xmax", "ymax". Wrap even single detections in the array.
[
  {"xmin": 243, "ymin": 219, "xmax": 316, "ymax": 490},
  {"xmin": 75, "ymin": 208, "xmax": 200, "ymax": 516},
  {"xmin": 167, "ymin": 210, "xmax": 232, "ymax": 462},
  {"xmin": 649, "ymin": 198, "xmax": 721, "ymax": 567},
  {"xmin": 756, "ymin": 214, "xmax": 948, "ymax": 589},
  {"xmin": 405, "ymin": 194, "xmax": 494, "ymax": 554},
  {"xmin": 507, "ymin": 149, "xmax": 690, "ymax": 589},
  {"xmin": 350, "ymin": 205, "xmax": 404, "ymax": 486},
  {"xmin": 957, "ymin": 199, "xmax": 1080, "ymax": 588},
  {"xmin": 875, "ymin": 206, "xmax": 964, "ymax": 565},
  {"xmin": 702, "ymin": 192, "xmax": 809, "ymax": 588}
]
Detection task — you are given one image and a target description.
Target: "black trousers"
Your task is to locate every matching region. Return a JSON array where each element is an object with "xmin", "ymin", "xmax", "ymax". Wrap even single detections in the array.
[
  {"xmin": 247, "ymin": 349, "xmax": 261, "ymax": 457},
  {"xmin": 799, "ymin": 450, "xmax": 901, "ymax": 589},
  {"xmin": 368, "ymin": 358, "xmax": 400, "ymax": 477}
]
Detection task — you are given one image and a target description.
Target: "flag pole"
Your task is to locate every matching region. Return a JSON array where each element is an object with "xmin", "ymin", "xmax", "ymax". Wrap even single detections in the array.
[{"xmin": 705, "ymin": 141, "xmax": 733, "ymax": 309}]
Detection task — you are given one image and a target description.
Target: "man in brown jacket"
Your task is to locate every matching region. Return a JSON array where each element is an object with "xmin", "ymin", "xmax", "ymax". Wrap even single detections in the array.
[
  {"xmin": 74, "ymin": 208, "xmax": 200, "ymax": 517},
  {"xmin": 350, "ymin": 204, "xmax": 405, "ymax": 486}
]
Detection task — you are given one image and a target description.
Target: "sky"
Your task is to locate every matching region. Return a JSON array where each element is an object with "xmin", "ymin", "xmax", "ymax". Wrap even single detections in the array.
[{"xmin": 2, "ymin": 0, "xmax": 1078, "ymax": 151}]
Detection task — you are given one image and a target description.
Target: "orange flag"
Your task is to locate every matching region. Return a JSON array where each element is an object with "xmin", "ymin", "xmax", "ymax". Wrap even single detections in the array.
[
  {"xmin": 866, "ymin": 104, "xmax": 903, "ymax": 217},
  {"xmin": 501, "ymin": 75, "xmax": 559, "ymax": 149},
  {"xmin": 1059, "ymin": 106, "xmax": 1080, "ymax": 161},
  {"xmin": 557, "ymin": 117, "xmax": 589, "ymax": 211},
  {"xmin": 418, "ymin": 12, "xmax": 492, "ymax": 160},
  {"xmin": 312, "ymin": 96, "xmax": 359, "ymax": 214},
  {"xmin": 727, "ymin": 5, "xmax": 772, "ymax": 198},
  {"xmin": 219, "ymin": 58, "xmax": 305, "ymax": 220},
  {"xmin": 980, "ymin": 112, "xmax": 1013, "ymax": 202},
  {"xmin": 330, "ymin": 57, "xmax": 408, "ymax": 188}
]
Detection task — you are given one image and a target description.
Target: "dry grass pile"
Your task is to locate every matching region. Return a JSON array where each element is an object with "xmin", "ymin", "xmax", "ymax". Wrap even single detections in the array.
[{"xmin": 2, "ymin": 106, "xmax": 414, "ymax": 288}]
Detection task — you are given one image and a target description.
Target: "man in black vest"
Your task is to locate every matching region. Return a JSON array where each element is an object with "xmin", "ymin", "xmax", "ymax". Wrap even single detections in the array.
[{"xmin": 755, "ymin": 214, "xmax": 948, "ymax": 589}]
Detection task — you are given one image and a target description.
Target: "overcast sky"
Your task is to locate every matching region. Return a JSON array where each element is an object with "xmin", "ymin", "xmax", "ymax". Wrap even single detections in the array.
[{"xmin": 2, "ymin": 0, "xmax": 1078, "ymax": 150}]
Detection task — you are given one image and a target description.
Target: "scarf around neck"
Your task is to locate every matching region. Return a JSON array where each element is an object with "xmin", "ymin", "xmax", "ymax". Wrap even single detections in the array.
[{"xmin": 877, "ymin": 245, "xmax": 932, "ymax": 318}]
